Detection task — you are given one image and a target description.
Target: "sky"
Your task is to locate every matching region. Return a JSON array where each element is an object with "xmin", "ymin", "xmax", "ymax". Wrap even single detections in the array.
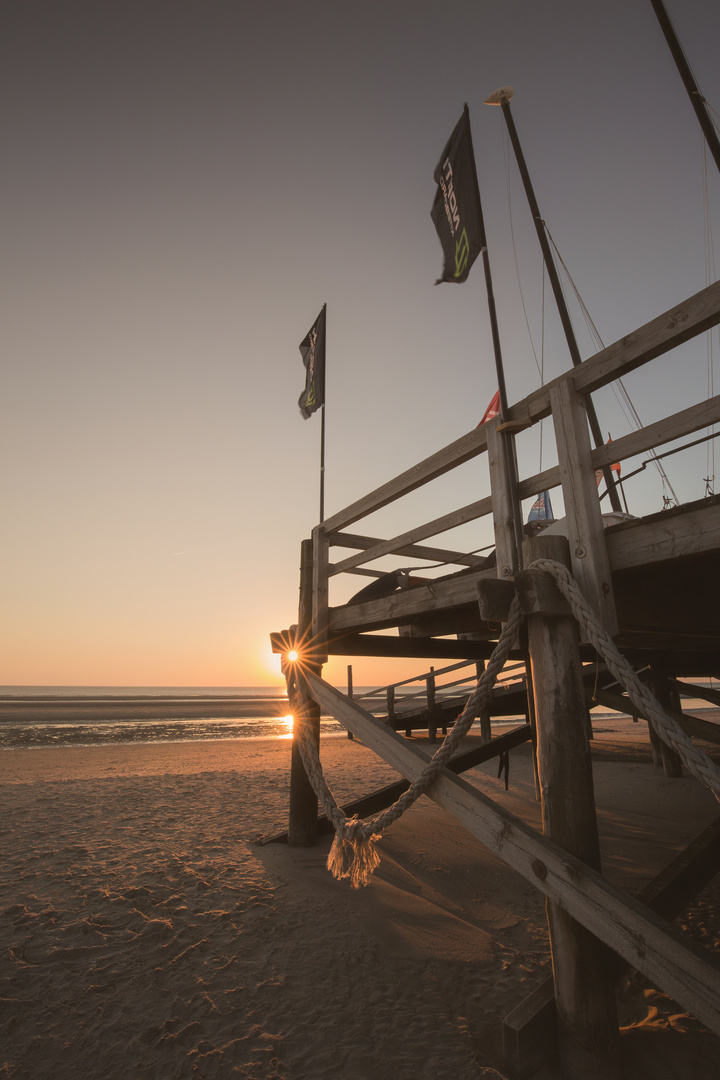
[{"xmin": 2, "ymin": 0, "xmax": 719, "ymax": 688}]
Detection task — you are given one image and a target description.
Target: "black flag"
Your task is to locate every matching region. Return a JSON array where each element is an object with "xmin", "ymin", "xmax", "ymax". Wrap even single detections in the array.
[
  {"xmin": 298, "ymin": 305, "xmax": 326, "ymax": 419},
  {"xmin": 431, "ymin": 106, "xmax": 483, "ymax": 284}
]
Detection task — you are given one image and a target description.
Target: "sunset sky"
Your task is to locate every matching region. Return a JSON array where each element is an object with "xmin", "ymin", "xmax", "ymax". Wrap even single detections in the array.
[{"xmin": 2, "ymin": 0, "xmax": 719, "ymax": 688}]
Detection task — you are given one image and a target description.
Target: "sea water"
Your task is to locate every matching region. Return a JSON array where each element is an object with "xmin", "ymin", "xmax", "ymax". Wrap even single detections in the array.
[{"xmin": 0, "ymin": 685, "xmax": 425, "ymax": 750}]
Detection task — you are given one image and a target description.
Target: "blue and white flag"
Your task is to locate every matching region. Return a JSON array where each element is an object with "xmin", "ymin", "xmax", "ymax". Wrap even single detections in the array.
[{"xmin": 527, "ymin": 490, "xmax": 554, "ymax": 522}]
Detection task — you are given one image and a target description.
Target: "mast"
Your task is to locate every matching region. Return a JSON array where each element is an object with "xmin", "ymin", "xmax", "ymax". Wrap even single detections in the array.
[
  {"xmin": 649, "ymin": 0, "xmax": 720, "ymax": 176},
  {"xmin": 319, "ymin": 403, "xmax": 326, "ymax": 524},
  {"xmin": 463, "ymin": 105, "xmax": 526, "ymax": 567},
  {"xmin": 485, "ymin": 87, "xmax": 624, "ymax": 513}
]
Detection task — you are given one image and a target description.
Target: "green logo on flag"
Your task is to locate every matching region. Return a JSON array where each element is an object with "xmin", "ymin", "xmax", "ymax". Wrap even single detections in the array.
[{"xmin": 454, "ymin": 228, "xmax": 470, "ymax": 278}]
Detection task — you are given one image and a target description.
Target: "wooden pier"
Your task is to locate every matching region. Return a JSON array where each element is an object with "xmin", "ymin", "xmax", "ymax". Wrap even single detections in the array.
[{"xmin": 270, "ymin": 279, "xmax": 720, "ymax": 1078}]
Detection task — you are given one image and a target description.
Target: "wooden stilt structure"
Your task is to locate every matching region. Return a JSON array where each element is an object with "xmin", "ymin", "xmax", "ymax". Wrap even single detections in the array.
[{"xmin": 272, "ymin": 279, "xmax": 720, "ymax": 1073}]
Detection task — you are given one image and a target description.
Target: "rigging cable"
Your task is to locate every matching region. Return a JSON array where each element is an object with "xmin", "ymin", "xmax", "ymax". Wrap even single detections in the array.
[
  {"xmin": 544, "ymin": 227, "xmax": 680, "ymax": 507},
  {"xmin": 502, "ymin": 122, "xmax": 546, "ymax": 477}
]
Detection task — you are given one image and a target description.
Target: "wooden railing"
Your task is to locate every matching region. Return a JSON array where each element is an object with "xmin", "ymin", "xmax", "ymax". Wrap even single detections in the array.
[{"xmin": 307, "ymin": 279, "xmax": 720, "ymax": 653}]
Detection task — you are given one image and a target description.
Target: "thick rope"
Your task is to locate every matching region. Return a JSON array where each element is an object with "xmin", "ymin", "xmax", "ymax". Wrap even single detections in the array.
[
  {"xmin": 527, "ymin": 558, "xmax": 720, "ymax": 803},
  {"xmin": 293, "ymin": 559, "xmax": 720, "ymax": 886},
  {"xmin": 293, "ymin": 596, "xmax": 524, "ymax": 886}
]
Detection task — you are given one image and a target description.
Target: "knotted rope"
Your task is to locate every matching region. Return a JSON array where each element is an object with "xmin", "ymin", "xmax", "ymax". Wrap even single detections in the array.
[
  {"xmin": 531, "ymin": 558, "xmax": 720, "ymax": 802},
  {"xmin": 292, "ymin": 559, "xmax": 720, "ymax": 887}
]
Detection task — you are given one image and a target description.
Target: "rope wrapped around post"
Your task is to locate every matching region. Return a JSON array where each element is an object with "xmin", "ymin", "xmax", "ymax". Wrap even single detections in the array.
[
  {"xmin": 294, "ymin": 597, "xmax": 524, "ymax": 886},
  {"xmin": 293, "ymin": 558, "xmax": 720, "ymax": 887},
  {"xmin": 530, "ymin": 558, "xmax": 720, "ymax": 802}
]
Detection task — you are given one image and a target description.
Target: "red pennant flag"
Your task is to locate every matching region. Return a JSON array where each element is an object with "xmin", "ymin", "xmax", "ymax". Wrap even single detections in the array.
[{"xmin": 478, "ymin": 390, "xmax": 501, "ymax": 426}]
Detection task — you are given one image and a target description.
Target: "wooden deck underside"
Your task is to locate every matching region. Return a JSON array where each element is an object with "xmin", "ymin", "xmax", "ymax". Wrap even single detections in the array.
[{"xmin": 325, "ymin": 496, "xmax": 720, "ymax": 675}]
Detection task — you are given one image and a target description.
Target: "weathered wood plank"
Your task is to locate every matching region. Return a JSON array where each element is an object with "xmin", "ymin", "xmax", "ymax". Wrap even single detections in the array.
[
  {"xmin": 671, "ymin": 679, "xmax": 720, "ymax": 709},
  {"xmin": 319, "ymin": 283, "xmax": 720, "ymax": 539},
  {"xmin": 328, "ymin": 565, "xmax": 497, "ymax": 635},
  {"xmin": 550, "ymin": 381, "xmax": 618, "ymax": 635},
  {"xmin": 320, "ymin": 427, "xmax": 489, "ymax": 535},
  {"xmin": 605, "ymin": 500, "xmax": 720, "ymax": 570},
  {"xmin": 261, "ymin": 723, "xmax": 533, "ymax": 846},
  {"xmin": 324, "ymin": 634, "xmax": 499, "ymax": 660},
  {"xmin": 521, "ymin": 535, "xmax": 619, "ymax": 1076},
  {"xmin": 591, "ymin": 687, "xmax": 720, "ymax": 748},
  {"xmin": 504, "ymin": 814, "xmax": 720, "ymax": 1078},
  {"xmin": 287, "ymin": 541, "xmax": 321, "ymax": 846},
  {"xmin": 305, "ymin": 670, "xmax": 720, "ymax": 1036},
  {"xmin": 311, "ymin": 526, "xmax": 329, "ymax": 663},
  {"xmin": 330, "ymin": 531, "xmax": 487, "ymax": 568},
  {"xmin": 487, "ymin": 419, "xmax": 520, "ymax": 579},
  {"xmin": 591, "ymin": 393, "xmax": 720, "ymax": 471},
  {"xmin": 516, "ymin": 393, "xmax": 720, "ymax": 507},
  {"xmin": 509, "ymin": 280, "xmax": 720, "ymax": 429}
]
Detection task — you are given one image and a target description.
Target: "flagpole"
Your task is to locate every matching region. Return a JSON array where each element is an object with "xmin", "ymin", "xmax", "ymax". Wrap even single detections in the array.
[
  {"xmin": 649, "ymin": 0, "xmax": 720, "ymax": 176},
  {"xmin": 464, "ymin": 104, "xmax": 526, "ymax": 569},
  {"xmin": 319, "ymin": 403, "xmax": 326, "ymax": 524},
  {"xmin": 486, "ymin": 88, "xmax": 623, "ymax": 514}
]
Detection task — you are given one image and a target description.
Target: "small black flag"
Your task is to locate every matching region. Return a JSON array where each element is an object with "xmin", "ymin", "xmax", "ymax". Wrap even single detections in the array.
[
  {"xmin": 431, "ymin": 106, "xmax": 483, "ymax": 284},
  {"xmin": 298, "ymin": 305, "xmax": 326, "ymax": 419}
]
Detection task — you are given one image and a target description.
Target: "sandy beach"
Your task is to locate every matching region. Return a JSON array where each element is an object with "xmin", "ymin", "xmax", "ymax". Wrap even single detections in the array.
[{"xmin": 2, "ymin": 717, "xmax": 720, "ymax": 1079}]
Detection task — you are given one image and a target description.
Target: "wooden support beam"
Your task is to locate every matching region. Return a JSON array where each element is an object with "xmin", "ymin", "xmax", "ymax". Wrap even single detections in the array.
[
  {"xmin": 504, "ymin": 814, "xmax": 720, "ymax": 1078},
  {"xmin": 287, "ymin": 540, "xmax": 321, "ymax": 847},
  {"xmin": 606, "ymin": 497, "xmax": 720, "ymax": 571},
  {"xmin": 328, "ymin": 565, "xmax": 498, "ymax": 635},
  {"xmin": 327, "ymin": 634, "xmax": 500, "ymax": 660},
  {"xmin": 272, "ymin": 631, "xmax": 505, "ymax": 661},
  {"xmin": 312, "ymin": 525, "xmax": 329, "ymax": 664},
  {"xmin": 304, "ymin": 670, "xmax": 720, "ymax": 1038},
  {"xmin": 330, "ymin": 530, "xmax": 487, "ymax": 568},
  {"xmin": 591, "ymin": 687, "xmax": 720, "ymax": 748},
  {"xmin": 520, "ymin": 534, "xmax": 620, "ymax": 1079},
  {"xmin": 549, "ymin": 380, "xmax": 618, "ymax": 636},
  {"xmin": 328, "ymin": 496, "xmax": 493, "ymax": 576},
  {"xmin": 487, "ymin": 418, "xmax": 520, "ymax": 579},
  {"xmin": 260, "ymin": 722, "xmax": 533, "ymax": 846},
  {"xmin": 650, "ymin": 659, "xmax": 684, "ymax": 778},
  {"xmin": 670, "ymin": 678, "xmax": 720, "ymax": 710}
]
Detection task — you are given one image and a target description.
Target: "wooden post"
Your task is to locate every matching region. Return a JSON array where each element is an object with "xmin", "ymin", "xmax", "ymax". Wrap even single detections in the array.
[
  {"xmin": 549, "ymin": 380, "xmax": 618, "ymax": 637},
  {"xmin": 312, "ymin": 525, "xmax": 330, "ymax": 664},
  {"xmin": 525, "ymin": 673, "xmax": 541, "ymax": 802},
  {"xmin": 487, "ymin": 418, "xmax": 521, "ymax": 579},
  {"xmin": 427, "ymin": 668, "xmax": 437, "ymax": 744},
  {"xmin": 519, "ymin": 533, "xmax": 620, "ymax": 1080},
  {"xmin": 288, "ymin": 539, "xmax": 322, "ymax": 847},
  {"xmin": 477, "ymin": 660, "xmax": 492, "ymax": 744},
  {"xmin": 647, "ymin": 719, "xmax": 665, "ymax": 768},
  {"xmin": 650, "ymin": 658, "xmax": 683, "ymax": 778},
  {"xmin": 386, "ymin": 684, "xmax": 396, "ymax": 728},
  {"xmin": 346, "ymin": 664, "xmax": 354, "ymax": 740}
]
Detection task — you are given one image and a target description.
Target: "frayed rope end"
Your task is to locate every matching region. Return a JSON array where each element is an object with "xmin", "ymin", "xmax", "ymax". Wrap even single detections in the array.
[{"xmin": 327, "ymin": 819, "xmax": 381, "ymax": 888}]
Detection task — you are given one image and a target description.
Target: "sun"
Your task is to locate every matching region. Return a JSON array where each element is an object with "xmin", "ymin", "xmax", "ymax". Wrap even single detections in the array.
[{"xmin": 287, "ymin": 650, "xmax": 298, "ymax": 662}]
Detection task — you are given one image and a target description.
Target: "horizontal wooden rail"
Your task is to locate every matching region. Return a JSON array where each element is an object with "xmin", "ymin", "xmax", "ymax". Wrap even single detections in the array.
[
  {"xmin": 319, "ymin": 282, "xmax": 720, "ymax": 538},
  {"xmin": 321, "ymin": 428, "xmax": 489, "ymax": 535},
  {"xmin": 514, "ymin": 394, "xmax": 720, "ymax": 508},
  {"xmin": 509, "ymin": 279, "xmax": 720, "ymax": 429},
  {"xmin": 331, "ymin": 531, "xmax": 487, "ymax": 568},
  {"xmin": 592, "ymin": 393, "xmax": 720, "ymax": 470},
  {"xmin": 329, "ymin": 496, "xmax": 493, "ymax": 576}
]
